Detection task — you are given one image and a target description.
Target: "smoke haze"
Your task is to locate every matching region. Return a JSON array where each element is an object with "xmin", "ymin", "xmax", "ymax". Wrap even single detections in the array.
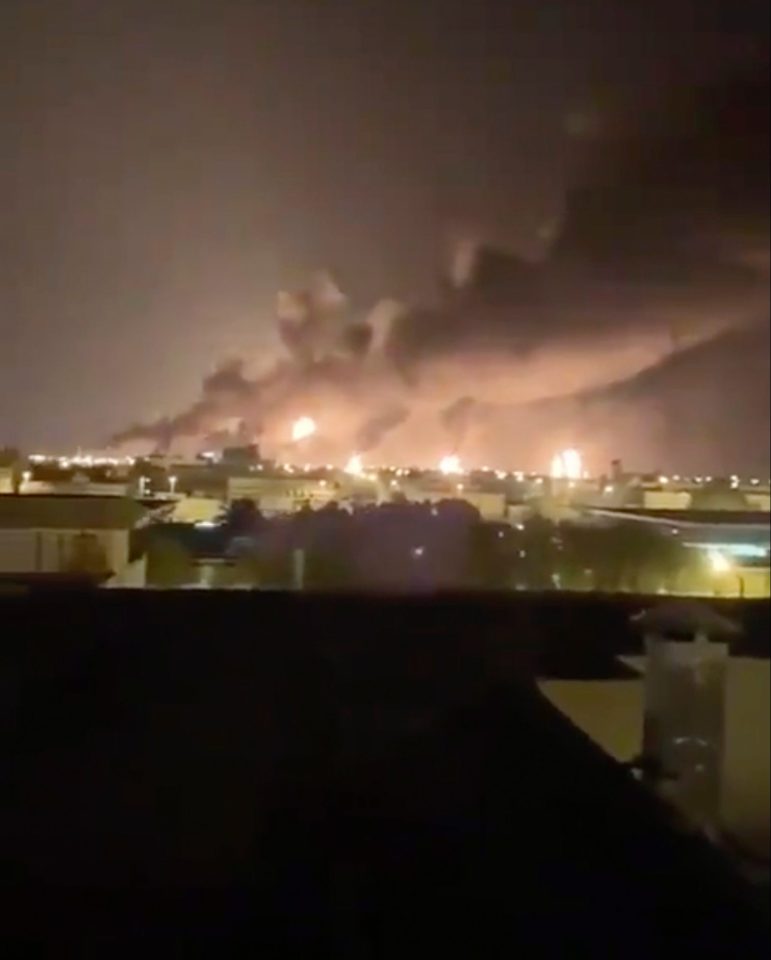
[
  {"xmin": 111, "ymin": 65, "xmax": 769, "ymax": 473},
  {"xmin": 1, "ymin": 2, "xmax": 766, "ymax": 472}
]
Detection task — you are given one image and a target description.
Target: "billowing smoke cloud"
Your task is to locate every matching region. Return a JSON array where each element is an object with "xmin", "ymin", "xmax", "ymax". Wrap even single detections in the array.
[
  {"xmin": 112, "ymin": 66, "xmax": 769, "ymax": 472},
  {"xmin": 440, "ymin": 397, "xmax": 478, "ymax": 452},
  {"xmin": 355, "ymin": 406, "xmax": 409, "ymax": 453}
]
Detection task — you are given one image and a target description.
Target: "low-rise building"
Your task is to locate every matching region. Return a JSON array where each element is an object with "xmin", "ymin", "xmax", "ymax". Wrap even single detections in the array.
[
  {"xmin": 19, "ymin": 478, "xmax": 130, "ymax": 497},
  {"xmin": 585, "ymin": 506, "xmax": 771, "ymax": 598},
  {"xmin": 746, "ymin": 491, "xmax": 771, "ymax": 512},
  {"xmin": 0, "ymin": 495, "xmax": 146, "ymax": 584},
  {"xmin": 168, "ymin": 495, "xmax": 224, "ymax": 524},
  {"xmin": 0, "ymin": 466, "xmax": 14, "ymax": 494},
  {"xmin": 227, "ymin": 475, "xmax": 340, "ymax": 515},
  {"xmin": 641, "ymin": 489, "xmax": 692, "ymax": 510}
]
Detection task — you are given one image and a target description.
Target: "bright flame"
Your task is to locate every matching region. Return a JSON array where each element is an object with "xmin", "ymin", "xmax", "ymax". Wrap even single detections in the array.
[
  {"xmin": 550, "ymin": 448, "xmax": 583, "ymax": 481},
  {"xmin": 344, "ymin": 454, "xmax": 363, "ymax": 476},
  {"xmin": 291, "ymin": 416, "xmax": 317, "ymax": 442},
  {"xmin": 438, "ymin": 454, "xmax": 462, "ymax": 475}
]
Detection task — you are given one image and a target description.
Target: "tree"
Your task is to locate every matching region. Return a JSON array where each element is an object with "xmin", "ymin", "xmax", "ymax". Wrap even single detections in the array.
[
  {"xmin": 519, "ymin": 515, "xmax": 558, "ymax": 590},
  {"xmin": 467, "ymin": 522, "xmax": 510, "ymax": 589},
  {"xmin": 229, "ymin": 554, "xmax": 262, "ymax": 588},
  {"xmin": 557, "ymin": 521, "xmax": 708, "ymax": 595},
  {"xmin": 223, "ymin": 498, "xmax": 264, "ymax": 537}
]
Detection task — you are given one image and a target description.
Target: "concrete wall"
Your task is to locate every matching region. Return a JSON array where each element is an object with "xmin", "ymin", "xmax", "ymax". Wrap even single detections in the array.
[
  {"xmin": 642, "ymin": 490, "xmax": 692, "ymax": 510},
  {"xmin": 541, "ymin": 658, "xmax": 770, "ymax": 858},
  {"xmin": 0, "ymin": 528, "xmax": 130, "ymax": 575},
  {"xmin": 745, "ymin": 492, "xmax": 771, "ymax": 512},
  {"xmin": 19, "ymin": 481, "xmax": 129, "ymax": 497},
  {"xmin": 169, "ymin": 496, "xmax": 224, "ymax": 524},
  {"xmin": 712, "ymin": 566, "xmax": 771, "ymax": 600}
]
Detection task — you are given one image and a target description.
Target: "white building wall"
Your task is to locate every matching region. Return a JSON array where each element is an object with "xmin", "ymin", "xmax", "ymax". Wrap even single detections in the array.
[
  {"xmin": 19, "ymin": 480, "xmax": 129, "ymax": 497},
  {"xmin": 745, "ymin": 493, "xmax": 771, "ymax": 512},
  {"xmin": 0, "ymin": 530, "xmax": 37, "ymax": 572},
  {"xmin": 0, "ymin": 528, "xmax": 130, "ymax": 574},
  {"xmin": 170, "ymin": 496, "xmax": 224, "ymax": 524},
  {"xmin": 643, "ymin": 490, "xmax": 692, "ymax": 510}
]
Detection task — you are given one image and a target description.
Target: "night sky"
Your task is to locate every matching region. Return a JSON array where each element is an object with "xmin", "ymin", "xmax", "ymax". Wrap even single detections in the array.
[{"xmin": 1, "ymin": 0, "xmax": 768, "ymax": 468}]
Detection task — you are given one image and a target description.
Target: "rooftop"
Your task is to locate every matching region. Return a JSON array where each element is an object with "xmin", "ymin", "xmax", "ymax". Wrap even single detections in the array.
[
  {"xmin": 589, "ymin": 507, "xmax": 771, "ymax": 529},
  {"xmin": 3, "ymin": 590, "xmax": 768, "ymax": 952},
  {"xmin": 0, "ymin": 495, "xmax": 146, "ymax": 531}
]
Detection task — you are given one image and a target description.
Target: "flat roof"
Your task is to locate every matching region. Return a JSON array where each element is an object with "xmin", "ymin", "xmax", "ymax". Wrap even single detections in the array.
[
  {"xmin": 588, "ymin": 507, "xmax": 770, "ymax": 529},
  {"xmin": 0, "ymin": 494, "xmax": 146, "ymax": 530}
]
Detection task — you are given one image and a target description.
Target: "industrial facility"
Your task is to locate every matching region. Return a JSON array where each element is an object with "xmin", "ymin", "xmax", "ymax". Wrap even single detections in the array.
[{"xmin": 0, "ymin": 443, "xmax": 767, "ymax": 595}]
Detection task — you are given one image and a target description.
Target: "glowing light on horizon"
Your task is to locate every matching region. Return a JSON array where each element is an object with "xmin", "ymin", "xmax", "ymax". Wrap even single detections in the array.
[
  {"xmin": 708, "ymin": 550, "xmax": 732, "ymax": 575},
  {"xmin": 438, "ymin": 454, "xmax": 462, "ymax": 475},
  {"xmin": 550, "ymin": 448, "xmax": 583, "ymax": 481},
  {"xmin": 291, "ymin": 416, "xmax": 317, "ymax": 442}
]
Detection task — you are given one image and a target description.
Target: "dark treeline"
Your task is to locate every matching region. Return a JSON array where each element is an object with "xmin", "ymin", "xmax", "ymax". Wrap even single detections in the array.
[{"xmin": 143, "ymin": 499, "xmax": 709, "ymax": 593}]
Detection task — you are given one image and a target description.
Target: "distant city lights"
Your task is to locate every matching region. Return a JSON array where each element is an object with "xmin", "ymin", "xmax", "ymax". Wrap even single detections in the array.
[{"xmin": 13, "ymin": 447, "xmax": 769, "ymax": 521}]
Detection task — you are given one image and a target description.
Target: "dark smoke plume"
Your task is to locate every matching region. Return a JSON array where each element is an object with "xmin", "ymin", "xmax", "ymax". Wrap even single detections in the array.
[
  {"xmin": 440, "ymin": 397, "xmax": 478, "ymax": 451},
  {"xmin": 111, "ymin": 66, "xmax": 769, "ymax": 472},
  {"xmin": 355, "ymin": 407, "xmax": 409, "ymax": 453}
]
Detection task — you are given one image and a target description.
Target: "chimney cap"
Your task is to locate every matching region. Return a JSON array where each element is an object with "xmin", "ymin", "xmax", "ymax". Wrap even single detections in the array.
[{"xmin": 632, "ymin": 600, "xmax": 741, "ymax": 640}]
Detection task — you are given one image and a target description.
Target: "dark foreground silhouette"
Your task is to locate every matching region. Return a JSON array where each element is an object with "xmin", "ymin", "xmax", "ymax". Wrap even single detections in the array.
[{"xmin": 2, "ymin": 590, "xmax": 768, "ymax": 954}]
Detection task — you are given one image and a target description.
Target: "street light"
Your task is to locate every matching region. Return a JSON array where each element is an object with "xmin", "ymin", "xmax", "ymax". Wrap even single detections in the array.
[
  {"xmin": 708, "ymin": 550, "xmax": 745, "ymax": 598},
  {"xmin": 169, "ymin": 475, "xmax": 178, "ymax": 495}
]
